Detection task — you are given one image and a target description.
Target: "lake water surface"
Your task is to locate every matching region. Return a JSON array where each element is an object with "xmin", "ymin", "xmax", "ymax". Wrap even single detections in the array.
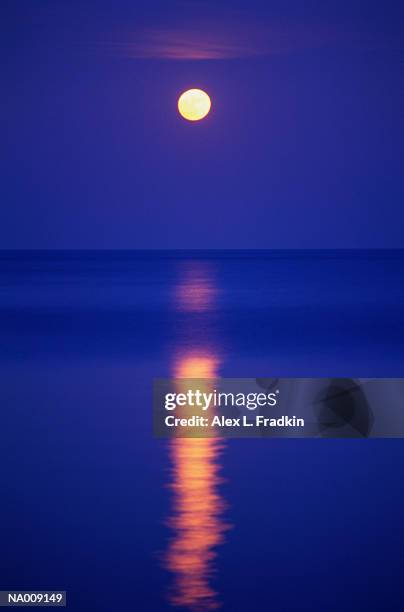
[{"xmin": 1, "ymin": 250, "xmax": 404, "ymax": 611}]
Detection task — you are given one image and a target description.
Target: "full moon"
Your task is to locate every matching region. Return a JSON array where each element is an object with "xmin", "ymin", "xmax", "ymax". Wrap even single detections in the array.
[{"xmin": 178, "ymin": 89, "xmax": 211, "ymax": 121}]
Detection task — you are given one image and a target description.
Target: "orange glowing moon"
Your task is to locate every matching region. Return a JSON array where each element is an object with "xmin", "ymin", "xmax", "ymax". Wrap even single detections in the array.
[{"xmin": 178, "ymin": 89, "xmax": 211, "ymax": 121}]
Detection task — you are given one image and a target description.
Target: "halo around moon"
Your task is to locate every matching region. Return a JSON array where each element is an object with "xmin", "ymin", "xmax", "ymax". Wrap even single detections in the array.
[{"xmin": 178, "ymin": 89, "xmax": 211, "ymax": 121}]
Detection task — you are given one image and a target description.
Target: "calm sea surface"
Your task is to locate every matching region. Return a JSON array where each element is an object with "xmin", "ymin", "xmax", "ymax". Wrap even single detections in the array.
[{"xmin": 1, "ymin": 250, "xmax": 404, "ymax": 611}]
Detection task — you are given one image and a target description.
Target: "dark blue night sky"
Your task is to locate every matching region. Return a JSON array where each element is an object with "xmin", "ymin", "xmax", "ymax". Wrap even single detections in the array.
[{"xmin": 2, "ymin": 0, "xmax": 404, "ymax": 248}]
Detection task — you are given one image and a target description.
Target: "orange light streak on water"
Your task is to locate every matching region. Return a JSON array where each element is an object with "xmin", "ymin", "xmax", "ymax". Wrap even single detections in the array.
[
  {"xmin": 166, "ymin": 265, "xmax": 228, "ymax": 610},
  {"xmin": 167, "ymin": 432, "xmax": 226, "ymax": 609}
]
